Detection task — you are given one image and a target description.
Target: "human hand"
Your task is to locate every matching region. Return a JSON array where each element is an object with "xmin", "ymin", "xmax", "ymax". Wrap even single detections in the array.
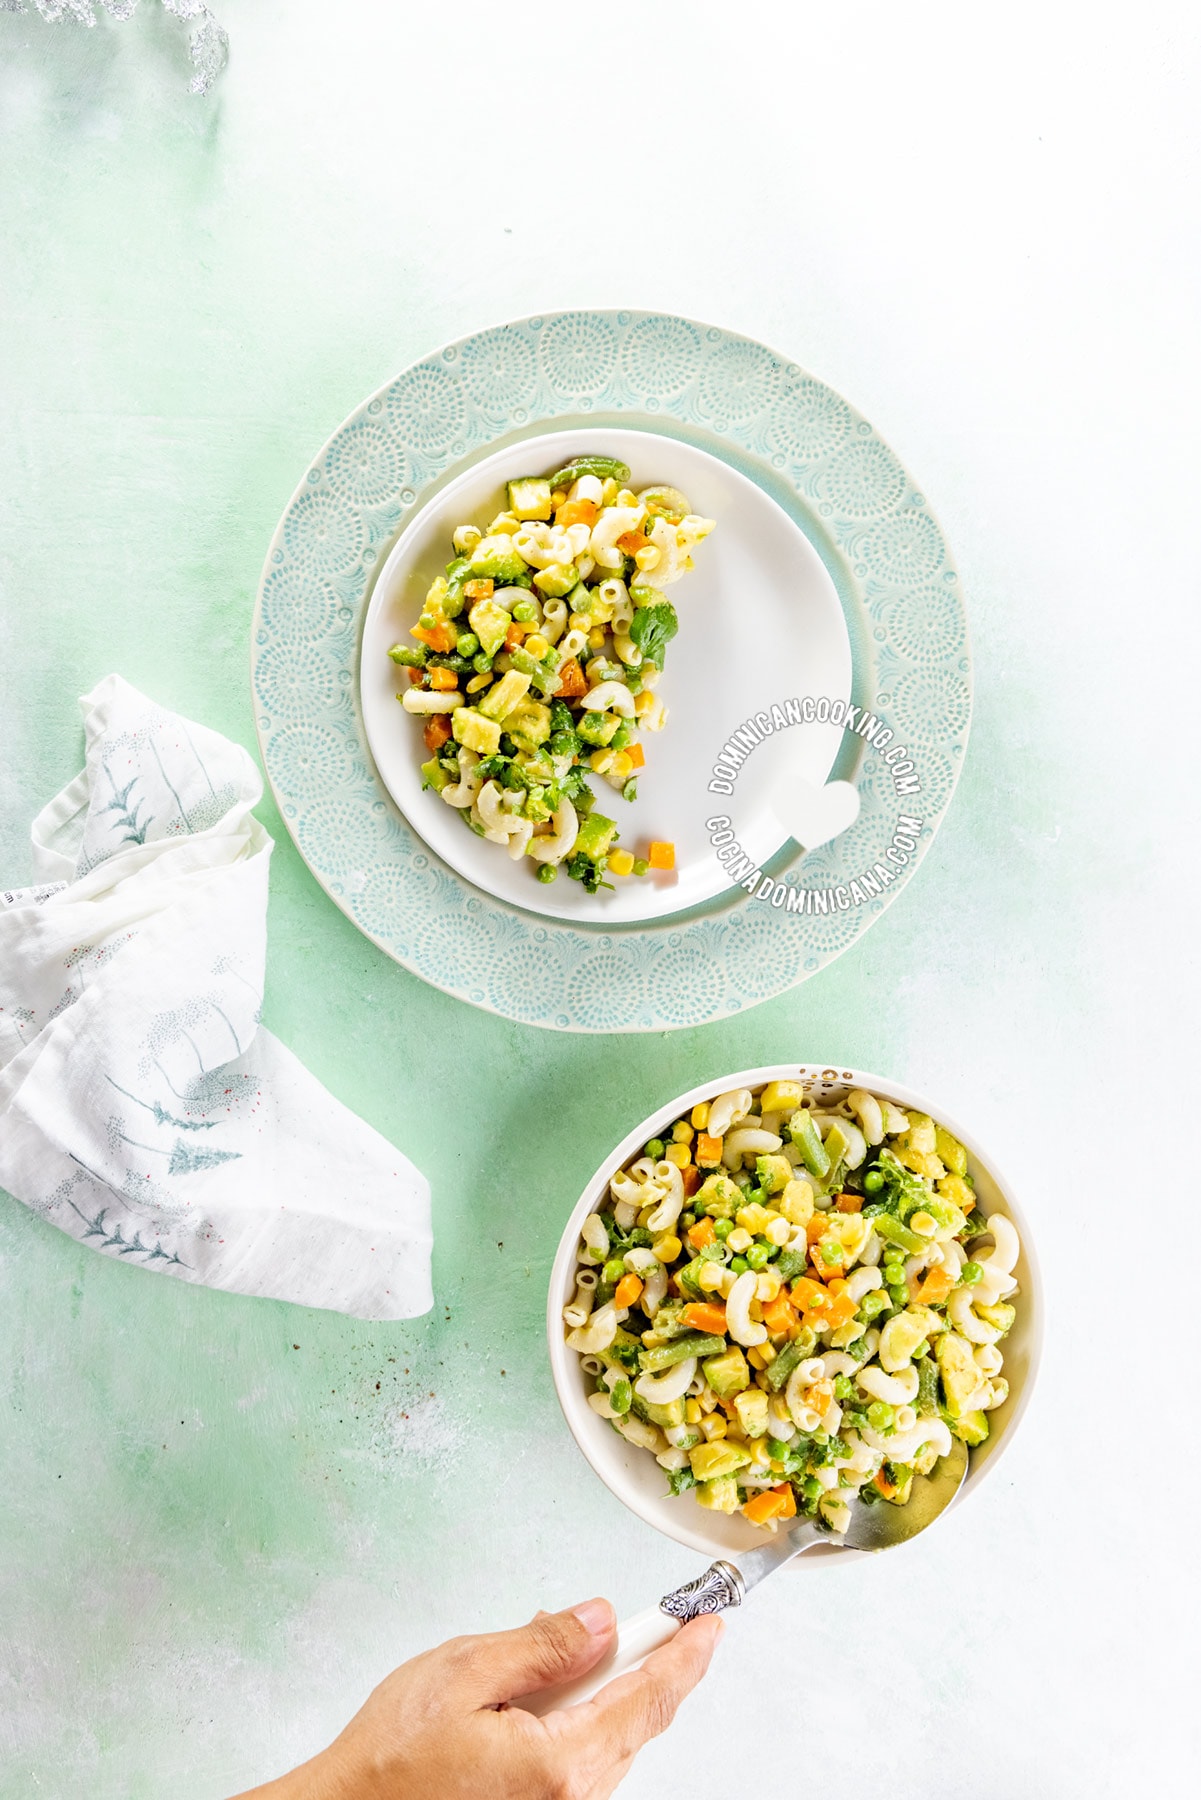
[{"xmin": 233, "ymin": 1597, "xmax": 721, "ymax": 1800}]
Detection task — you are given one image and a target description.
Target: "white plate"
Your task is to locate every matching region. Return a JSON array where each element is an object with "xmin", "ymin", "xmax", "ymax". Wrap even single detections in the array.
[{"xmin": 360, "ymin": 429, "xmax": 851, "ymax": 924}]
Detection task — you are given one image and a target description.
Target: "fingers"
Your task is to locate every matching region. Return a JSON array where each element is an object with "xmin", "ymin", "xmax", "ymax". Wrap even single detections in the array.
[
  {"xmin": 442, "ymin": 1599, "xmax": 618, "ymax": 1708},
  {"xmin": 557, "ymin": 1613, "xmax": 722, "ymax": 1778}
]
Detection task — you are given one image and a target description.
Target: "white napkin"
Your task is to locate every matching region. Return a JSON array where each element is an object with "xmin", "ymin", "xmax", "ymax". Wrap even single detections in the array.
[{"xmin": 0, "ymin": 675, "xmax": 432, "ymax": 1321}]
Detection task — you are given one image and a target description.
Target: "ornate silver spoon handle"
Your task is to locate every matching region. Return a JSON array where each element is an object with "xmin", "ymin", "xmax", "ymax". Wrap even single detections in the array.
[{"xmin": 514, "ymin": 1563, "xmax": 745, "ymax": 1716}]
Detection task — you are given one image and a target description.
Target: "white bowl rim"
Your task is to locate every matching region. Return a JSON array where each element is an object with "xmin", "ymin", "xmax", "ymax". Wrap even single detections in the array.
[{"xmin": 546, "ymin": 1062, "xmax": 1044, "ymax": 1565}]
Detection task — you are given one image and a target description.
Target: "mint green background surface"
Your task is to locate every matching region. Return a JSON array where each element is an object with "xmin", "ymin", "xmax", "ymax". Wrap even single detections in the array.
[{"xmin": 0, "ymin": 4, "xmax": 1196, "ymax": 1796}]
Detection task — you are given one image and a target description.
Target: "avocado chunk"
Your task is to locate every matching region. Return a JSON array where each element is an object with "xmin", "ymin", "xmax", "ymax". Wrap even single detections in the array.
[
  {"xmin": 477, "ymin": 669, "xmax": 531, "ymax": 721},
  {"xmin": 732, "ymin": 1387, "xmax": 769, "ymax": 1440},
  {"xmin": 694, "ymin": 1474, "xmax": 742, "ymax": 1514},
  {"xmin": 755, "ymin": 1154, "xmax": 792, "ymax": 1195},
  {"xmin": 577, "ymin": 711, "xmax": 622, "ymax": 747},
  {"xmin": 974, "ymin": 1302, "xmax": 1016, "ymax": 1336},
  {"xmin": 507, "ymin": 477, "xmax": 553, "ymax": 522},
  {"xmin": 532, "ymin": 562, "xmax": 579, "ymax": 598},
  {"xmin": 573, "ymin": 812, "xmax": 617, "ymax": 860},
  {"xmin": 934, "ymin": 1125, "xmax": 968, "ymax": 1177},
  {"xmin": 949, "ymin": 1409, "xmax": 990, "ymax": 1447},
  {"xmin": 505, "ymin": 700, "xmax": 552, "ymax": 747},
  {"xmin": 468, "ymin": 599, "xmax": 513, "ymax": 657},
  {"xmin": 701, "ymin": 1347, "xmax": 750, "ymax": 1399},
  {"xmin": 639, "ymin": 1396, "xmax": 687, "ymax": 1431},
  {"xmin": 936, "ymin": 1330, "xmax": 982, "ymax": 1416},
  {"xmin": 421, "ymin": 756, "xmax": 451, "ymax": 793},
  {"xmin": 695, "ymin": 1173, "xmax": 741, "ymax": 1218},
  {"xmin": 451, "ymin": 708, "xmax": 502, "ymax": 756},
  {"xmin": 689, "ymin": 1439, "xmax": 752, "ymax": 1482},
  {"xmin": 469, "ymin": 536, "xmax": 528, "ymax": 583}
]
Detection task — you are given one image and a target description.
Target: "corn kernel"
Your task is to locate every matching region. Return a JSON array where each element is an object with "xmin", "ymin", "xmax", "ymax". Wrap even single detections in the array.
[
  {"xmin": 600, "ymin": 477, "xmax": 619, "ymax": 505},
  {"xmin": 746, "ymin": 1345, "xmax": 770, "ymax": 1369},
  {"xmin": 727, "ymin": 1227, "xmax": 753, "ymax": 1254},
  {"xmin": 766, "ymin": 1217, "xmax": 791, "ymax": 1246},
  {"xmin": 588, "ymin": 627, "xmax": 607, "ymax": 649},
  {"xmin": 698, "ymin": 1385, "xmax": 719, "ymax": 1413},
  {"xmin": 634, "ymin": 544, "xmax": 660, "ymax": 571},
  {"xmin": 748, "ymin": 1436, "xmax": 769, "ymax": 1463},
  {"xmin": 756, "ymin": 1270, "xmax": 782, "ymax": 1302},
  {"xmin": 608, "ymin": 848, "xmax": 635, "ymax": 877},
  {"xmin": 758, "ymin": 1340, "xmax": 778, "ymax": 1364},
  {"xmin": 616, "ymin": 488, "xmax": 637, "ymax": 507},
  {"xmin": 524, "ymin": 633, "xmax": 549, "ymax": 659},
  {"xmin": 691, "ymin": 1102, "xmax": 710, "ymax": 1131},
  {"xmin": 611, "ymin": 751, "xmax": 633, "ymax": 780},
  {"xmin": 665, "ymin": 1142, "xmax": 690, "ymax": 1168},
  {"xmin": 651, "ymin": 1231, "xmax": 681, "ymax": 1263},
  {"xmin": 466, "ymin": 673, "xmax": 492, "ymax": 693},
  {"xmin": 698, "ymin": 1262, "xmax": 726, "ymax": 1293},
  {"xmin": 589, "ymin": 749, "xmax": 616, "ymax": 774},
  {"xmin": 672, "ymin": 1121, "xmax": 694, "ymax": 1144},
  {"xmin": 700, "ymin": 1414, "xmax": 727, "ymax": 1441},
  {"xmin": 684, "ymin": 1398, "xmax": 702, "ymax": 1425},
  {"xmin": 736, "ymin": 1204, "xmax": 771, "ymax": 1233},
  {"xmin": 550, "ymin": 489, "xmax": 568, "ymax": 508},
  {"xmin": 634, "ymin": 690, "xmax": 656, "ymax": 716}
]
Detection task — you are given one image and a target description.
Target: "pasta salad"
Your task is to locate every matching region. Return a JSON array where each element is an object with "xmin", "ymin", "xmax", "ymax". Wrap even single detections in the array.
[
  {"xmin": 564, "ymin": 1080, "xmax": 1021, "ymax": 1534},
  {"xmin": 389, "ymin": 454, "xmax": 714, "ymax": 893}
]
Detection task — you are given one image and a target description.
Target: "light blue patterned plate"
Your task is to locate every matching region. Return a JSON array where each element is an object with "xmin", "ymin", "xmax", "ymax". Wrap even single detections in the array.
[{"xmin": 252, "ymin": 311, "xmax": 971, "ymax": 1032}]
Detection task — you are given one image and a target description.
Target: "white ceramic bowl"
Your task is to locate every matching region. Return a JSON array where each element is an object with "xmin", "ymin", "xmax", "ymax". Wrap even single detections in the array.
[
  {"xmin": 360, "ymin": 427, "xmax": 851, "ymax": 924},
  {"xmin": 547, "ymin": 1063, "xmax": 1043, "ymax": 1564}
]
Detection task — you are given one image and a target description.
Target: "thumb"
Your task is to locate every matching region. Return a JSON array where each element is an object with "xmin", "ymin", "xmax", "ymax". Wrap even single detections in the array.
[{"xmin": 451, "ymin": 1599, "xmax": 617, "ymax": 1707}]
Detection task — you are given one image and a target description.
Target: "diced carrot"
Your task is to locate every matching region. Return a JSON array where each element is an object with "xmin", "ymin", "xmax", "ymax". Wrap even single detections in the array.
[
  {"xmin": 555, "ymin": 498, "xmax": 600, "ymax": 528},
  {"xmin": 687, "ymin": 1216, "xmax": 716, "ymax": 1250},
  {"xmin": 914, "ymin": 1266, "xmax": 955, "ymax": 1306},
  {"xmin": 825, "ymin": 1292, "xmax": 857, "ymax": 1329},
  {"xmin": 803, "ymin": 1379, "xmax": 834, "ymax": 1414},
  {"xmin": 873, "ymin": 1468, "xmax": 899, "ymax": 1500},
  {"xmin": 681, "ymin": 1164, "xmax": 701, "ymax": 1197},
  {"xmin": 805, "ymin": 1215, "xmax": 827, "ymax": 1245},
  {"xmin": 647, "ymin": 841, "xmax": 675, "ymax": 871},
  {"xmin": 761, "ymin": 1293, "xmax": 796, "ymax": 1337},
  {"xmin": 613, "ymin": 1273, "xmax": 643, "ymax": 1309},
  {"xmin": 791, "ymin": 1276, "xmax": 828, "ymax": 1313},
  {"xmin": 625, "ymin": 741, "xmax": 645, "ymax": 769},
  {"xmin": 743, "ymin": 1489, "xmax": 789, "ymax": 1525},
  {"xmin": 695, "ymin": 1132, "xmax": 723, "ymax": 1168},
  {"xmin": 463, "ymin": 578, "xmax": 494, "ymax": 600},
  {"xmin": 423, "ymin": 714, "xmax": 453, "ymax": 752},
  {"xmin": 773, "ymin": 1481, "xmax": 797, "ymax": 1519},
  {"xmin": 428, "ymin": 666, "xmax": 459, "ymax": 691},
  {"xmin": 554, "ymin": 656, "xmax": 588, "ymax": 699},
  {"xmin": 834, "ymin": 1191, "xmax": 863, "ymax": 1213},
  {"xmin": 412, "ymin": 621, "xmax": 457, "ymax": 653},
  {"xmin": 827, "ymin": 1277, "xmax": 849, "ymax": 1296},
  {"xmin": 616, "ymin": 529, "xmax": 646, "ymax": 555},
  {"xmin": 407, "ymin": 667, "xmax": 425, "ymax": 685},
  {"xmin": 504, "ymin": 621, "xmax": 528, "ymax": 650},
  {"xmin": 681, "ymin": 1302, "xmax": 728, "ymax": 1335}
]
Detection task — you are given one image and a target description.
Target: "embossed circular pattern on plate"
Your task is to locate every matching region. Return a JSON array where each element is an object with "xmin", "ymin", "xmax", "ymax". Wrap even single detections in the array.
[{"xmin": 253, "ymin": 311, "xmax": 971, "ymax": 1031}]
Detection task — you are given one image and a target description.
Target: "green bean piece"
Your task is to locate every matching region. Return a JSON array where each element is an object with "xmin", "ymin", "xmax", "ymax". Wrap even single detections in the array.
[
  {"xmin": 608, "ymin": 1377, "xmax": 632, "ymax": 1415},
  {"xmin": 787, "ymin": 1109, "xmax": 831, "ymax": 1180},
  {"xmin": 873, "ymin": 1213, "xmax": 926, "ymax": 1254},
  {"xmin": 547, "ymin": 455, "xmax": 632, "ymax": 490},
  {"xmin": 638, "ymin": 1332, "xmax": 727, "ymax": 1372},
  {"xmin": 765, "ymin": 1336, "xmax": 808, "ymax": 1392}
]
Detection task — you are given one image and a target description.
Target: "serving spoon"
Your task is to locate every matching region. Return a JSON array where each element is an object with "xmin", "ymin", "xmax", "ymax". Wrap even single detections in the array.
[{"xmin": 518, "ymin": 1437, "xmax": 968, "ymax": 1715}]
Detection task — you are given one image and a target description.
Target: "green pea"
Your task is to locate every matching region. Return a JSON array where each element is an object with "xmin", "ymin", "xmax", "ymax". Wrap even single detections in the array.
[
  {"xmin": 472, "ymin": 652, "xmax": 494, "ymax": 674},
  {"xmin": 608, "ymin": 1377, "xmax": 632, "ymax": 1415},
  {"xmin": 833, "ymin": 1374, "xmax": 856, "ymax": 1401},
  {"xmin": 866, "ymin": 1401, "xmax": 895, "ymax": 1433},
  {"xmin": 644, "ymin": 1138, "xmax": 665, "ymax": 1159},
  {"xmin": 455, "ymin": 631, "xmax": 480, "ymax": 657},
  {"xmin": 679, "ymin": 1212, "xmax": 696, "ymax": 1231},
  {"xmin": 633, "ymin": 857, "xmax": 650, "ymax": 877},
  {"xmin": 887, "ymin": 1283, "xmax": 909, "ymax": 1308},
  {"xmin": 418, "ymin": 612, "xmax": 436, "ymax": 629},
  {"xmin": 863, "ymin": 1167, "xmax": 885, "ymax": 1194},
  {"xmin": 713, "ymin": 1218, "xmax": 733, "ymax": 1241},
  {"xmin": 860, "ymin": 1290, "xmax": 890, "ymax": 1322},
  {"xmin": 765, "ymin": 1436, "xmax": 793, "ymax": 1461},
  {"xmin": 602, "ymin": 1258, "xmax": 626, "ymax": 1285},
  {"xmin": 512, "ymin": 599, "xmax": 538, "ymax": 623},
  {"xmin": 746, "ymin": 1244, "xmax": 770, "ymax": 1271},
  {"xmin": 961, "ymin": 1260, "xmax": 983, "ymax": 1285},
  {"xmin": 883, "ymin": 1257, "xmax": 906, "ymax": 1283},
  {"xmin": 802, "ymin": 1476, "xmax": 822, "ymax": 1500},
  {"xmin": 536, "ymin": 863, "xmax": 557, "ymax": 883},
  {"xmin": 729, "ymin": 1255, "xmax": 749, "ymax": 1275}
]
